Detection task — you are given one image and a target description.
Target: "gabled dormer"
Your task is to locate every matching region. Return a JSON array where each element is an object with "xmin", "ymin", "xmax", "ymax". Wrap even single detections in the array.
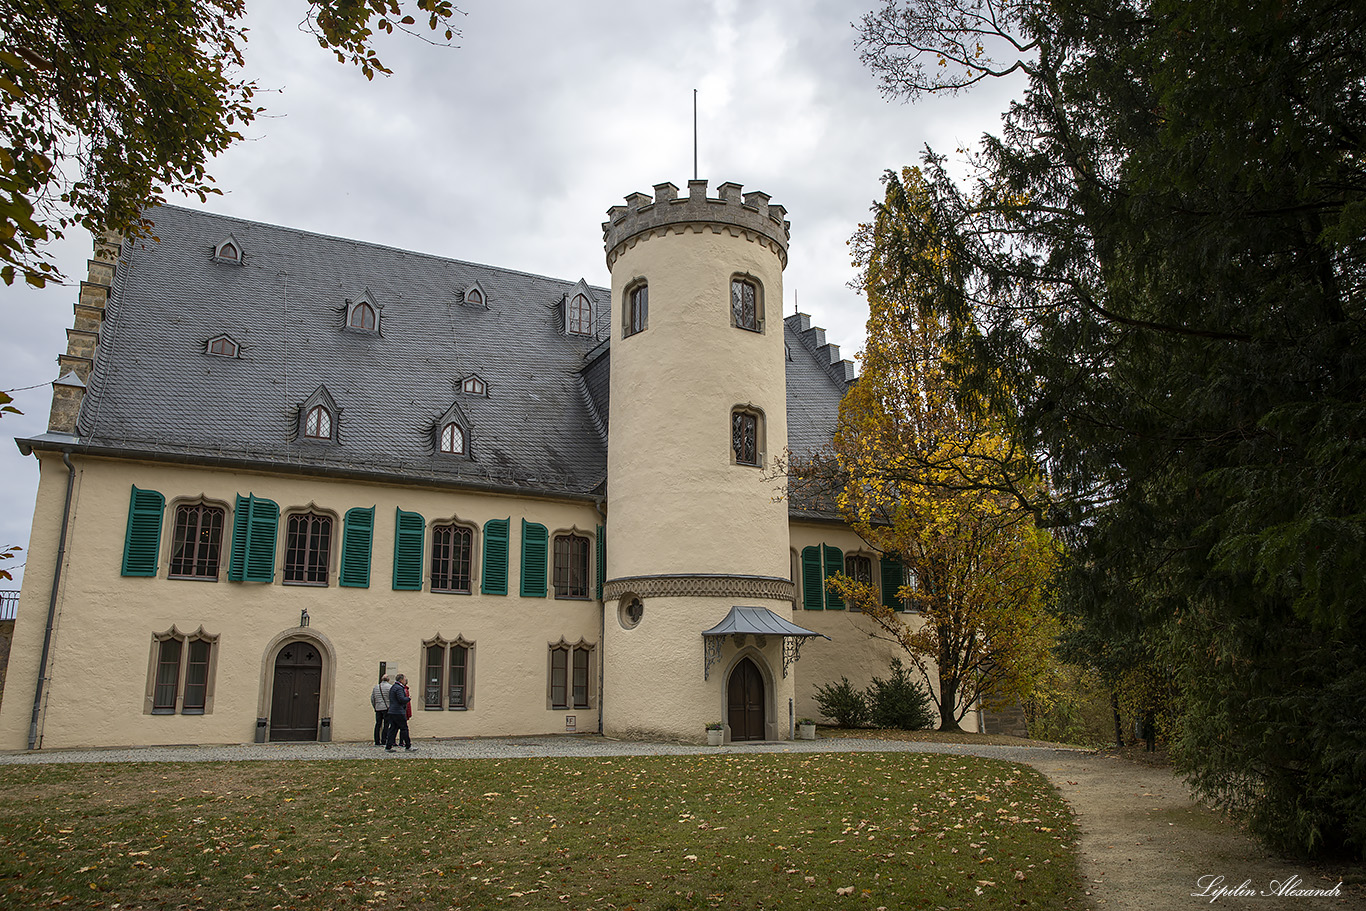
[
  {"xmin": 344, "ymin": 289, "xmax": 381, "ymax": 333},
  {"xmin": 212, "ymin": 235, "xmax": 245, "ymax": 266},
  {"xmin": 433, "ymin": 401, "xmax": 472, "ymax": 458},
  {"xmin": 562, "ymin": 279, "xmax": 595, "ymax": 337},
  {"xmin": 461, "ymin": 281, "xmax": 489, "ymax": 309},
  {"xmin": 298, "ymin": 385, "xmax": 341, "ymax": 443},
  {"xmin": 205, "ymin": 333, "xmax": 240, "ymax": 358},
  {"xmin": 460, "ymin": 373, "xmax": 488, "ymax": 397}
]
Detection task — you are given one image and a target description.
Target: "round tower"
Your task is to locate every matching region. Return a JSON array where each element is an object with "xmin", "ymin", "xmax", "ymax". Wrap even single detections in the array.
[{"xmin": 601, "ymin": 179, "xmax": 796, "ymax": 742}]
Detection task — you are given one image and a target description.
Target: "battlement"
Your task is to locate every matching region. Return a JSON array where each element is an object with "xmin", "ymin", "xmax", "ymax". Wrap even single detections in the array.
[{"xmin": 603, "ymin": 179, "xmax": 791, "ymax": 269}]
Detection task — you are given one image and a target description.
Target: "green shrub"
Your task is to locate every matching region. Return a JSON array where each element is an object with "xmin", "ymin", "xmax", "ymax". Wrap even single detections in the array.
[
  {"xmin": 867, "ymin": 658, "xmax": 935, "ymax": 730},
  {"xmin": 813, "ymin": 677, "xmax": 871, "ymax": 728}
]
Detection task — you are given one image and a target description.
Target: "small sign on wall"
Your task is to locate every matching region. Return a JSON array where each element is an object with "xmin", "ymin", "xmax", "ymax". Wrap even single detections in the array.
[{"xmin": 565, "ymin": 715, "xmax": 576, "ymax": 732}]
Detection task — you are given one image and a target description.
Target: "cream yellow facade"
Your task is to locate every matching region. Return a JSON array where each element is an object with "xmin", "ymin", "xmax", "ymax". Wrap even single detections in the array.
[
  {"xmin": 0, "ymin": 180, "xmax": 973, "ymax": 752},
  {"xmin": 0, "ymin": 455, "xmax": 603, "ymax": 750}
]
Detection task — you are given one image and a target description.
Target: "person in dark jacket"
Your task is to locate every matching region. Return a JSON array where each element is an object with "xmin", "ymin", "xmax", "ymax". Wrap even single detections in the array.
[{"xmin": 384, "ymin": 674, "xmax": 414, "ymax": 751}]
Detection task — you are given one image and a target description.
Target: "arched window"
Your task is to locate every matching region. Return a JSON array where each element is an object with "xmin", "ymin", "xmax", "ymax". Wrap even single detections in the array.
[
  {"xmin": 625, "ymin": 282, "xmax": 648, "ymax": 337},
  {"xmin": 305, "ymin": 405, "xmax": 332, "ymax": 440},
  {"xmin": 732, "ymin": 408, "xmax": 762, "ymax": 466},
  {"xmin": 568, "ymin": 293, "xmax": 593, "ymax": 335},
  {"xmin": 349, "ymin": 301, "xmax": 376, "ymax": 330},
  {"xmin": 219, "ymin": 242, "xmax": 239, "ymax": 262},
  {"xmin": 440, "ymin": 422, "xmax": 465, "ymax": 455},
  {"xmin": 731, "ymin": 277, "xmax": 761, "ymax": 331}
]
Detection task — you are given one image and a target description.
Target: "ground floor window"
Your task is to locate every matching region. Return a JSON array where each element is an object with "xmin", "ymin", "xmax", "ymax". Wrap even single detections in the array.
[
  {"xmin": 422, "ymin": 636, "xmax": 474, "ymax": 709},
  {"xmin": 146, "ymin": 627, "xmax": 218, "ymax": 714},
  {"xmin": 548, "ymin": 639, "xmax": 594, "ymax": 710}
]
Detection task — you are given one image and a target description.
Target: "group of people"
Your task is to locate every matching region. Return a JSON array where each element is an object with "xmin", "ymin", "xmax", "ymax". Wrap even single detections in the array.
[{"xmin": 369, "ymin": 673, "xmax": 416, "ymax": 751}]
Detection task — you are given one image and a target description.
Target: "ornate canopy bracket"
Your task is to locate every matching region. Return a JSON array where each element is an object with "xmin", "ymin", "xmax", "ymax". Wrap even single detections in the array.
[{"xmin": 701, "ymin": 605, "xmax": 829, "ymax": 680}]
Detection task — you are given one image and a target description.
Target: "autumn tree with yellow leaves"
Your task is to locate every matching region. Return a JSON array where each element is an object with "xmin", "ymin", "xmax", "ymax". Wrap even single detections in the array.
[{"xmin": 809, "ymin": 166, "xmax": 1060, "ymax": 732}]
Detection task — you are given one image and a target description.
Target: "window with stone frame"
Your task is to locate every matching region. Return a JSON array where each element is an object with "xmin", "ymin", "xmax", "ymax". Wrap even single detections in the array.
[
  {"xmin": 731, "ymin": 277, "xmax": 761, "ymax": 331},
  {"xmin": 431, "ymin": 523, "xmax": 474, "ymax": 593},
  {"xmin": 553, "ymin": 533, "xmax": 590, "ymax": 599},
  {"xmin": 845, "ymin": 554, "xmax": 874, "ymax": 612},
  {"xmin": 732, "ymin": 408, "xmax": 761, "ymax": 467},
  {"xmin": 147, "ymin": 627, "xmax": 218, "ymax": 715},
  {"xmin": 625, "ymin": 282, "xmax": 648, "ymax": 337},
  {"xmin": 283, "ymin": 512, "xmax": 332, "ymax": 585},
  {"xmin": 169, "ymin": 503, "xmax": 225, "ymax": 581},
  {"xmin": 549, "ymin": 640, "xmax": 594, "ymax": 710},
  {"xmin": 422, "ymin": 636, "xmax": 473, "ymax": 709}
]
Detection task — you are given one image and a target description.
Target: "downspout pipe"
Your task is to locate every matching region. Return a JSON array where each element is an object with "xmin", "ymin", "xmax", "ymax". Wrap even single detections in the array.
[
  {"xmin": 594, "ymin": 495, "xmax": 606, "ymax": 736},
  {"xmin": 28, "ymin": 451, "xmax": 75, "ymax": 751}
]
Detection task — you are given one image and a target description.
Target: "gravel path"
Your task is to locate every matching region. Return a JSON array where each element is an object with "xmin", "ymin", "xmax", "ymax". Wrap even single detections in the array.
[{"xmin": 3, "ymin": 735, "xmax": 1361, "ymax": 909}]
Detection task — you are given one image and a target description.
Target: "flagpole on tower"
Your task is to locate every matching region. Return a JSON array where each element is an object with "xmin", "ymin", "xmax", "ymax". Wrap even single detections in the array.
[{"xmin": 693, "ymin": 88, "xmax": 698, "ymax": 180}]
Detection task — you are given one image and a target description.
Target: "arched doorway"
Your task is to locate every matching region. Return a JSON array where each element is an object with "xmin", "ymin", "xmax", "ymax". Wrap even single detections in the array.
[
  {"xmin": 269, "ymin": 640, "xmax": 322, "ymax": 741},
  {"xmin": 727, "ymin": 657, "xmax": 766, "ymax": 741}
]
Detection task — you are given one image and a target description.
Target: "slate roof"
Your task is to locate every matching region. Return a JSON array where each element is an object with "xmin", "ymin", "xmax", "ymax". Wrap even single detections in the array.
[{"xmin": 61, "ymin": 206, "xmax": 854, "ymax": 504}]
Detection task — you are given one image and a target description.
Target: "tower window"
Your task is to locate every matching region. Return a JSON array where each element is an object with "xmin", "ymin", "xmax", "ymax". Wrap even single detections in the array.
[
  {"xmin": 731, "ymin": 278, "xmax": 760, "ymax": 331},
  {"xmin": 732, "ymin": 408, "xmax": 761, "ymax": 467},
  {"xmin": 625, "ymin": 283, "xmax": 648, "ymax": 337},
  {"xmin": 568, "ymin": 293, "xmax": 593, "ymax": 336},
  {"xmin": 305, "ymin": 405, "xmax": 332, "ymax": 440}
]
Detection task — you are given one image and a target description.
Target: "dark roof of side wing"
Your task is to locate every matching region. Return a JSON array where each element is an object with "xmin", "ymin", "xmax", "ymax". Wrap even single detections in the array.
[{"xmin": 77, "ymin": 205, "xmax": 612, "ymax": 496}]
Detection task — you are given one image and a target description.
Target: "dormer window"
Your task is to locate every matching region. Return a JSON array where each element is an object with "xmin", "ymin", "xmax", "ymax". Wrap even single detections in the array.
[
  {"xmin": 349, "ymin": 301, "xmax": 376, "ymax": 330},
  {"xmin": 462, "ymin": 375, "xmax": 487, "ymax": 397},
  {"xmin": 206, "ymin": 334, "xmax": 239, "ymax": 358},
  {"xmin": 433, "ymin": 401, "xmax": 472, "ymax": 458},
  {"xmin": 568, "ymin": 293, "xmax": 592, "ymax": 335},
  {"xmin": 345, "ymin": 293, "xmax": 381, "ymax": 333},
  {"xmin": 212, "ymin": 236, "xmax": 245, "ymax": 266},
  {"xmin": 305, "ymin": 405, "xmax": 332, "ymax": 439},
  {"xmin": 298, "ymin": 385, "xmax": 340, "ymax": 443},
  {"xmin": 462, "ymin": 282, "xmax": 489, "ymax": 309},
  {"xmin": 562, "ymin": 279, "xmax": 596, "ymax": 337},
  {"xmin": 440, "ymin": 422, "xmax": 466, "ymax": 455}
]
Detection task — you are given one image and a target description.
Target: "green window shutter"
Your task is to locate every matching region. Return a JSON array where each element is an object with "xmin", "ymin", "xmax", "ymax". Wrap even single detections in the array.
[
  {"xmin": 339, "ymin": 507, "xmax": 375, "ymax": 588},
  {"xmin": 801, "ymin": 546, "xmax": 824, "ymax": 610},
  {"xmin": 520, "ymin": 519, "xmax": 548, "ymax": 598},
  {"xmin": 823, "ymin": 544, "xmax": 845, "ymax": 610},
  {"xmin": 228, "ymin": 493, "xmax": 279, "ymax": 582},
  {"xmin": 121, "ymin": 486, "xmax": 165, "ymax": 577},
  {"xmin": 393, "ymin": 508, "xmax": 425, "ymax": 591},
  {"xmin": 481, "ymin": 517, "xmax": 510, "ymax": 595},
  {"xmin": 880, "ymin": 556, "xmax": 905, "ymax": 611},
  {"xmin": 595, "ymin": 524, "xmax": 606, "ymax": 601}
]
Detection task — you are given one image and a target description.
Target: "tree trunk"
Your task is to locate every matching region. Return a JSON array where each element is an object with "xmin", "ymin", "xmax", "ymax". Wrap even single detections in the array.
[
  {"xmin": 1111, "ymin": 690, "xmax": 1124, "ymax": 749},
  {"xmin": 937, "ymin": 676, "xmax": 964, "ymax": 732}
]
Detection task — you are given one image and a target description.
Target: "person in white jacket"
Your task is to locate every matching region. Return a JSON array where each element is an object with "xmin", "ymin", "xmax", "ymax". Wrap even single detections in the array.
[{"xmin": 370, "ymin": 674, "xmax": 393, "ymax": 746}]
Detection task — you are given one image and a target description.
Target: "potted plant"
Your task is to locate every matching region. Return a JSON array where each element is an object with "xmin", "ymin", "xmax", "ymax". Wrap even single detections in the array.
[
  {"xmin": 706, "ymin": 722, "xmax": 724, "ymax": 746},
  {"xmin": 797, "ymin": 718, "xmax": 817, "ymax": 740}
]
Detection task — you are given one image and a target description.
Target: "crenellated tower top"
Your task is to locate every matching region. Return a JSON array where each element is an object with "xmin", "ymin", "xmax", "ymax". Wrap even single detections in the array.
[{"xmin": 602, "ymin": 179, "xmax": 790, "ymax": 270}]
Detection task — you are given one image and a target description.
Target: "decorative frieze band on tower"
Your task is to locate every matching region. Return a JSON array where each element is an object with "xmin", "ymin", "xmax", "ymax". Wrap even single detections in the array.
[
  {"xmin": 602, "ymin": 179, "xmax": 791, "ymax": 270},
  {"xmin": 48, "ymin": 230, "xmax": 122, "ymax": 434}
]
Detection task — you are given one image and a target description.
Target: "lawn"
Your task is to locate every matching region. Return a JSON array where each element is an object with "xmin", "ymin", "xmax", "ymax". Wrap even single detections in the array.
[{"xmin": 0, "ymin": 752, "xmax": 1082, "ymax": 910}]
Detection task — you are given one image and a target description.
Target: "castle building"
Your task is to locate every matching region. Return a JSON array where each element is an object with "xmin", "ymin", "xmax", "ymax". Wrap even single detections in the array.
[{"xmin": 0, "ymin": 180, "xmax": 940, "ymax": 750}]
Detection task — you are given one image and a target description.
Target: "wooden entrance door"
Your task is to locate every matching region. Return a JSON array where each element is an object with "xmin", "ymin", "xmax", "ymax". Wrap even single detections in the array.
[
  {"xmin": 727, "ymin": 657, "xmax": 766, "ymax": 741},
  {"xmin": 270, "ymin": 641, "xmax": 322, "ymax": 741}
]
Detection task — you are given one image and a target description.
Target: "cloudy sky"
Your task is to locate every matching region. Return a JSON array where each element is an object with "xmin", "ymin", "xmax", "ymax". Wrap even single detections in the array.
[{"xmin": 0, "ymin": 0, "xmax": 1021, "ymax": 587}]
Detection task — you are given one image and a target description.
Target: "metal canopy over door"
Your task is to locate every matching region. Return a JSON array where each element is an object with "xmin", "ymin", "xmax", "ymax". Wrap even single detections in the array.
[
  {"xmin": 270, "ymin": 641, "xmax": 322, "ymax": 741},
  {"xmin": 727, "ymin": 657, "xmax": 766, "ymax": 741}
]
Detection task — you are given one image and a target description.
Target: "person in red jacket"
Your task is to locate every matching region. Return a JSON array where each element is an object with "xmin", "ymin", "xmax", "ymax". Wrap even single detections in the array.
[{"xmin": 384, "ymin": 674, "xmax": 415, "ymax": 751}]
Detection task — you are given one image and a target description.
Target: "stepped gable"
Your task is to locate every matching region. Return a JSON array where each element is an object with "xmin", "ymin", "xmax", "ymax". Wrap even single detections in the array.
[
  {"xmin": 70, "ymin": 205, "xmax": 612, "ymax": 498},
  {"xmin": 784, "ymin": 311, "xmax": 856, "ymax": 520}
]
